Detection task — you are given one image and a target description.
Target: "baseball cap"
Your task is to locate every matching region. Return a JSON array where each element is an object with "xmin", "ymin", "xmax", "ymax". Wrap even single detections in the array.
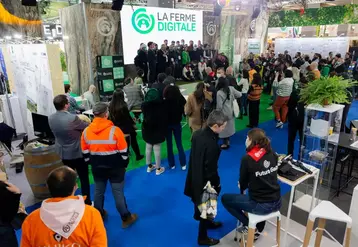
[{"xmin": 92, "ymin": 102, "xmax": 108, "ymax": 116}]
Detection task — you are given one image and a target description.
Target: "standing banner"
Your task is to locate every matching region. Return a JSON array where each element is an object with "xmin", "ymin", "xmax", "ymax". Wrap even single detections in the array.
[
  {"xmin": 121, "ymin": 6, "xmax": 203, "ymax": 64},
  {"xmin": 203, "ymin": 11, "xmax": 220, "ymax": 50},
  {"xmin": 97, "ymin": 55, "xmax": 125, "ymax": 96}
]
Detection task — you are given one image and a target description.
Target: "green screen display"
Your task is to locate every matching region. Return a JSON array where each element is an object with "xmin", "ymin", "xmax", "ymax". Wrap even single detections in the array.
[
  {"xmin": 101, "ymin": 56, "xmax": 113, "ymax": 68},
  {"xmin": 102, "ymin": 79, "xmax": 115, "ymax": 92},
  {"xmin": 113, "ymin": 67, "xmax": 124, "ymax": 79}
]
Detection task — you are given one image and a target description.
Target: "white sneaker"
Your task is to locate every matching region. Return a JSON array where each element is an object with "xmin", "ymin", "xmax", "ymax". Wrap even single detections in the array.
[
  {"xmin": 170, "ymin": 166, "xmax": 176, "ymax": 170},
  {"xmin": 147, "ymin": 165, "xmax": 156, "ymax": 173},
  {"xmin": 181, "ymin": 165, "xmax": 187, "ymax": 171},
  {"xmin": 156, "ymin": 167, "xmax": 165, "ymax": 175},
  {"xmin": 276, "ymin": 121, "xmax": 283, "ymax": 128}
]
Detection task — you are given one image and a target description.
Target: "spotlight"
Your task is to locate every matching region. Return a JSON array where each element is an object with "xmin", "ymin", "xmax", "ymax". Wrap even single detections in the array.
[{"xmin": 234, "ymin": 5, "xmax": 240, "ymax": 11}]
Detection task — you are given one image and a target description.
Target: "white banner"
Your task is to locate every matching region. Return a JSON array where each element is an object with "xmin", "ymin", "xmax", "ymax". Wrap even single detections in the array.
[{"xmin": 121, "ymin": 6, "xmax": 203, "ymax": 64}]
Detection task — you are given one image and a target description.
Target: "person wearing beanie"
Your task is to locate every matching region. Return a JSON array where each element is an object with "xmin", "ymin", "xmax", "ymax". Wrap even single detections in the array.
[
  {"xmin": 141, "ymin": 88, "xmax": 168, "ymax": 175},
  {"xmin": 81, "ymin": 102, "xmax": 138, "ymax": 227}
]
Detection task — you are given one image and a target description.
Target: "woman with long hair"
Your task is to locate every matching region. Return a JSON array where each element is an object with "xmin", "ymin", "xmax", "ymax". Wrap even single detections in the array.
[
  {"xmin": 109, "ymin": 89, "xmax": 144, "ymax": 161},
  {"xmin": 164, "ymin": 85, "xmax": 187, "ymax": 170},
  {"xmin": 222, "ymin": 128, "xmax": 281, "ymax": 240},
  {"xmin": 247, "ymin": 73, "xmax": 263, "ymax": 128},
  {"xmin": 216, "ymin": 77, "xmax": 241, "ymax": 149},
  {"xmin": 185, "ymin": 82, "xmax": 213, "ymax": 133}
]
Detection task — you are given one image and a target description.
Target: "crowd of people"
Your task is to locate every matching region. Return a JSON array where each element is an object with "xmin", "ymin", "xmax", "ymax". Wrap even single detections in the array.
[
  {"xmin": 1, "ymin": 46, "xmax": 357, "ymax": 247},
  {"xmin": 134, "ymin": 39, "xmax": 229, "ymax": 85}
]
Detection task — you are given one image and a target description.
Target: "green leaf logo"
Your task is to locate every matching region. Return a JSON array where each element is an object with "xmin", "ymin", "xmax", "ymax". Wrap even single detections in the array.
[{"xmin": 132, "ymin": 8, "xmax": 155, "ymax": 34}]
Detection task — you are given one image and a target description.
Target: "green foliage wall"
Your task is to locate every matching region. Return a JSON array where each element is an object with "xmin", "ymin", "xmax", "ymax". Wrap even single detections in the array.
[{"xmin": 269, "ymin": 4, "xmax": 358, "ymax": 27}]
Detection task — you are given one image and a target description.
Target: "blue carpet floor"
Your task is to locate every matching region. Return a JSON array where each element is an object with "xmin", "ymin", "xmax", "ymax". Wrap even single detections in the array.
[{"xmin": 18, "ymin": 100, "xmax": 358, "ymax": 247}]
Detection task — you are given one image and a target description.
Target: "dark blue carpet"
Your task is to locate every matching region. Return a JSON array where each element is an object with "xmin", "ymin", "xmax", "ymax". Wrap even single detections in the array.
[{"xmin": 18, "ymin": 100, "xmax": 358, "ymax": 247}]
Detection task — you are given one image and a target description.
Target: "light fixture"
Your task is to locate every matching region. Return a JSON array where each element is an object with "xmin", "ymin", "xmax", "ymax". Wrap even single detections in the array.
[
  {"xmin": 63, "ymin": 36, "xmax": 69, "ymax": 40},
  {"xmin": 14, "ymin": 34, "xmax": 22, "ymax": 39},
  {"xmin": 5, "ymin": 36, "xmax": 11, "ymax": 40}
]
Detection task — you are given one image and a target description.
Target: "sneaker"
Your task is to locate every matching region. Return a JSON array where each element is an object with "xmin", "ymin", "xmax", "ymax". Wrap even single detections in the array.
[
  {"xmin": 156, "ymin": 167, "xmax": 165, "ymax": 175},
  {"xmin": 181, "ymin": 165, "xmax": 187, "ymax": 171},
  {"xmin": 122, "ymin": 213, "xmax": 138, "ymax": 228},
  {"xmin": 147, "ymin": 165, "xmax": 156, "ymax": 173},
  {"xmin": 170, "ymin": 166, "xmax": 176, "ymax": 170},
  {"xmin": 276, "ymin": 121, "xmax": 283, "ymax": 128}
]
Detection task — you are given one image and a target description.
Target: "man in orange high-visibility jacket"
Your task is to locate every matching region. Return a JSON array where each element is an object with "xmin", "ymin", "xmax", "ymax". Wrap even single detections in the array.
[{"xmin": 81, "ymin": 102, "xmax": 138, "ymax": 228}]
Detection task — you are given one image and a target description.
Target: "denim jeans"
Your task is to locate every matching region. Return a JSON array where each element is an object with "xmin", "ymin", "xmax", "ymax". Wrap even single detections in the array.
[
  {"xmin": 240, "ymin": 93, "xmax": 248, "ymax": 115},
  {"xmin": 166, "ymin": 124, "xmax": 187, "ymax": 168},
  {"xmin": 221, "ymin": 194, "xmax": 281, "ymax": 232},
  {"xmin": 93, "ymin": 170, "xmax": 131, "ymax": 221}
]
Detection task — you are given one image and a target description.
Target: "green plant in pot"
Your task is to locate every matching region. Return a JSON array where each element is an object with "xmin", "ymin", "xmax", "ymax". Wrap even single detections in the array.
[{"xmin": 299, "ymin": 76, "xmax": 357, "ymax": 106}]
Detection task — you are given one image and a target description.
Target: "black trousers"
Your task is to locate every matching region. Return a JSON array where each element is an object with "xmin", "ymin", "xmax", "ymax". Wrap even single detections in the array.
[
  {"xmin": 287, "ymin": 120, "xmax": 304, "ymax": 158},
  {"xmin": 139, "ymin": 64, "xmax": 148, "ymax": 84},
  {"xmin": 62, "ymin": 158, "xmax": 91, "ymax": 205},
  {"xmin": 125, "ymin": 132, "xmax": 141, "ymax": 158},
  {"xmin": 248, "ymin": 100, "xmax": 260, "ymax": 127},
  {"xmin": 148, "ymin": 64, "xmax": 156, "ymax": 85}
]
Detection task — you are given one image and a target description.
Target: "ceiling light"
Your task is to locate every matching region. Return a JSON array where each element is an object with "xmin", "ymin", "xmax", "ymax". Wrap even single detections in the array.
[
  {"xmin": 14, "ymin": 34, "xmax": 22, "ymax": 39},
  {"xmin": 5, "ymin": 36, "xmax": 11, "ymax": 40}
]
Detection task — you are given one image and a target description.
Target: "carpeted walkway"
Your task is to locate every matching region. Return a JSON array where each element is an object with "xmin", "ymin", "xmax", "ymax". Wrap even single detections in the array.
[{"xmin": 18, "ymin": 89, "xmax": 358, "ymax": 246}]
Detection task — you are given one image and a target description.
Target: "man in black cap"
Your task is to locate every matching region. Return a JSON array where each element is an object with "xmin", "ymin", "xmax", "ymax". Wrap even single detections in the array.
[{"xmin": 81, "ymin": 102, "xmax": 138, "ymax": 228}]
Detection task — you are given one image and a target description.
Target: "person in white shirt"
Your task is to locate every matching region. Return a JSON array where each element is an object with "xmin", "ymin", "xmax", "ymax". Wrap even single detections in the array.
[
  {"xmin": 300, "ymin": 55, "xmax": 310, "ymax": 76},
  {"xmin": 182, "ymin": 63, "xmax": 195, "ymax": 81},
  {"xmin": 238, "ymin": 70, "xmax": 249, "ymax": 117},
  {"xmin": 82, "ymin": 85, "xmax": 97, "ymax": 109},
  {"xmin": 273, "ymin": 70, "xmax": 294, "ymax": 128},
  {"xmin": 198, "ymin": 58, "xmax": 207, "ymax": 80}
]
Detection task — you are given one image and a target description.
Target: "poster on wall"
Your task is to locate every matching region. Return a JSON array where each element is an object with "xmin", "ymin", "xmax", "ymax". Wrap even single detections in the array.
[
  {"xmin": 8, "ymin": 45, "xmax": 55, "ymax": 137},
  {"xmin": 0, "ymin": 48, "xmax": 9, "ymax": 93},
  {"xmin": 120, "ymin": 6, "xmax": 203, "ymax": 64}
]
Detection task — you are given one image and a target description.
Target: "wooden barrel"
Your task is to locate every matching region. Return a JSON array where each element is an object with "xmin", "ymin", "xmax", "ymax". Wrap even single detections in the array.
[{"xmin": 24, "ymin": 143, "xmax": 63, "ymax": 199}]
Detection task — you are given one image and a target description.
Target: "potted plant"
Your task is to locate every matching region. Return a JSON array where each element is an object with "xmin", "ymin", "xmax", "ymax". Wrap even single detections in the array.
[{"xmin": 299, "ymin": 76, "xmax": 357, "ymax": 106}]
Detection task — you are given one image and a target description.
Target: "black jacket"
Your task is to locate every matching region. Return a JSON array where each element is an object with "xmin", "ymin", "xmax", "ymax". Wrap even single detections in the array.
[
  {"xmin": 0, "ymin": 181, "xmax": 20, "ymax": 225},
  {"xmin": 152, "ymin": 82, "xmax": 167, "ymax": 99},
  {"xmin": 184, "ymin": 127, "xmax": 221, "ymax": 205},
  {"xmin": 109, "ymin": 105, "xmax": 135, "ymax": 134},
  {"xmin": 136, "ymin": 49, "xmax": 148, "ymax": 68},
  {"xmin": 287, "ymin": 87, "xmax": 305, "ymax": 124},
  {"xmin": 141, "ymin": 100, "xmax": 168, "ymax": 144},
  {"xmin": 240, "ymin": 148, "xmax": 281, "ymax": 203},
  {"xmin": 164, "ymin": 95, "xmax": 186, "ymax": 125},
  {"xmin": 148, "ymin": 49, "xmax": 156, "ymax": 68}
]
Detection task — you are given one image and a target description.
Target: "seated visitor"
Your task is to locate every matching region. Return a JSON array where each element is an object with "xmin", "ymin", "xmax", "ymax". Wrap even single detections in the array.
[
  {"xmin": 134, "ymin": 69, "xmax": 144, "ymax": 85},
  {"xmin": 123, "ymin": 77, "xmax": 144, "ymax": 111},
  {"xmin": 64, "ymin": 84, "xmax": 84, "ymax": 114},
  {"xmin": 82, "ymin": 85, "xmax": 97, "ymax": 109},
  {"xmin": 182, "ymin": 63, "xmax": 195, "ymax": 82},
  {"xmin": 21, "ymin": 166, "xmax": 107, "ymax": 247},
  {"xmin": 221, "ymin": 128, "xmax": 281, "ymax": 240}
]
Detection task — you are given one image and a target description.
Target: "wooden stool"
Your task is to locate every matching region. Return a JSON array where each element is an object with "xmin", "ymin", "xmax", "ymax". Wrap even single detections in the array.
[
  {"xmin": 235, "ymin": 211, "xmax": 281, "ymax": 247},
  {"xmin": 303, "ymin": 201, "xmax": 352, "ymax": 247}
]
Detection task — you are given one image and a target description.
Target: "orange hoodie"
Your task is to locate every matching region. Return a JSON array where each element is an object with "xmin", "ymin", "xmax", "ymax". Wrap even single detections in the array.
[{"xmin": 21, "ymin": 196, "xmax": 107, "ymax": 247}]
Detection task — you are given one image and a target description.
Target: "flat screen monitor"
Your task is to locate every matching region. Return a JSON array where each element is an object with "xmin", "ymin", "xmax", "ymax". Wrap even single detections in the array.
[{"xmin": 32, "ymin": 113, "xmax": 54, "ymax": 139}]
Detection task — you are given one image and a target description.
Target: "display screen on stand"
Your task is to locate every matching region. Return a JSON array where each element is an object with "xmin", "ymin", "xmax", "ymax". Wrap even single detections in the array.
[{"xmin": 97, "ymin": 56, "xmax": 125, "ymax": 96}]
